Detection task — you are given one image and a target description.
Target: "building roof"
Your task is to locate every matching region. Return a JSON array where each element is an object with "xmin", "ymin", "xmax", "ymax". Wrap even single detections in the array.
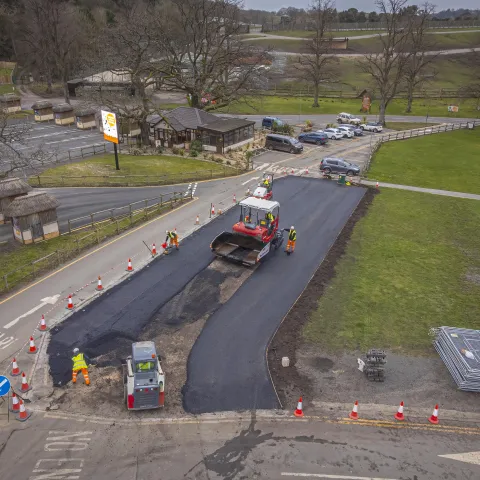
[
  {"xmin": 200, "ymin": 118, "xmax": 255, "ymax": 133},
  {"xmin": 0, "ymin": 177, "xmax": 32, "ymax": 199},
  {"xmin": 53, "ymin": 103, "xmax": 74, "ymax": 113},
  {"xmin": 74, "ymin": 107, "xmax": 96, "ymax": 117},
  {"xmin": 4, "ymin": 191, "xmax": 60, "ymax": 217},
  {"xmin": 31, "ymin": 100, "xmax": 53, "ymax": 110},
  {"xmin": 152, "ymin": 107, "xmax": 220, "ymax": 132}
]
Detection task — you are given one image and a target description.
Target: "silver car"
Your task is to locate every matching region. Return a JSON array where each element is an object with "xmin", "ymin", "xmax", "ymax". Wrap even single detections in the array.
[
  {"xmin": 336, "ymin": 126, "xmax": 354, "ymax": 138},
  {"xmin": 319, "ymin": 128, "xmax": 343, "ymax": 140}
]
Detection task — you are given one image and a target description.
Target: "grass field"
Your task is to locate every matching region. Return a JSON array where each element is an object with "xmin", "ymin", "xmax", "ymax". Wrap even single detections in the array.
[
  {"xmin": 32, "ymin": 154, "xmax": 238, "ymax": 187},
  {"xmin": 368, "ymin": 129, "xmax": 480, "ymax": 194},
  {"xmin": 304, "ymin": 189, "xmax": 480, "ymax": 353},
  {"xmin": 0, "ymin": 84, "xmax": 16, "ymax": 95},
  {"xmin": 385, "ymin": 122, "xmax": 440, "ymax": 130}
]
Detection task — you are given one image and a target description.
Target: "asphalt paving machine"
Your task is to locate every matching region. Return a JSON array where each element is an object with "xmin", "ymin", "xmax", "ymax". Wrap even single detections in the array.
[
  {"xmin": 252, "ymin": 173, "xmax": 274, "ymax": 200},
  {"xmin": 123, "ymin": 341, "xmax": 165, "ymax": 411},
  {"xmin": 210, "ymin": 196, "xmax": 284, "ymax": 266}
]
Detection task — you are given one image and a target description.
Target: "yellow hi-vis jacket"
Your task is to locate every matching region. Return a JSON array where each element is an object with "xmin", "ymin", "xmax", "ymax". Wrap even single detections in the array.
[{"xmin": 72, "ymin": 353, "xmax": 88, "ymax": 371}]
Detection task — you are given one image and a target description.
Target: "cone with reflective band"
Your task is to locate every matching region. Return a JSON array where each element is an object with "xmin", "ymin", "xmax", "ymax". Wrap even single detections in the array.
[
  {"xmin": 349, "ymin": 400, "xmax": 359, "ymax": 420},
  {"xmin": 394, "ymin": 401, "xmax": 405, "ymax": 421},
  {"xmin": 21, "ymin": 372, "xmax": 31, "ymax": 393},
  {"xmin": 11, "ymin": 357, "xmax": 20, "ymax": 376},
  {"xmin": 28, "ymin": 336, "xmax": 37, "ymax": 354},
  {"xmin": 38, "ymin": 314, "xmax": 48, "ymax": 332},
  {"xmin": 67, "ymin": 294, "xmax": 74, "ymax": 309},
  {"xmin": 95, "ymin": 275, "xmax": 103, "ymax": 291},
  {"xmin": 428, "ymin": 404, "xmax": 439, "ymax": 424},
  {"xmin": 16, "ymin": 400, "xmax": 32, "ymax": 422},
  {"xmin": 294, "ymin": 397, "xmax": 304, "ymax": 417},
  {"xmin": 126, "ymin": 258, "xmax": 133, "ymax": 271},
  {"xmin": 211, "ymin": 204, "xmax": 215, "ymax": 215},
  {"xmin": 233, "ymin": 193, "xmax": 237, "ymax": 203},
  {"xmin": 376, "ymin": 181, "xmax": 379, "ymax": 189},
  {"xmin": 10, "ymin": 392, "xmax": 20, "ymax": 413},
  {"xmin": 195, "ymin": 215, "xmax": 199, "ymax": 225},
  {"xmin": 152, "ymin": 243, "xmax": 157, "ymax": 256}
]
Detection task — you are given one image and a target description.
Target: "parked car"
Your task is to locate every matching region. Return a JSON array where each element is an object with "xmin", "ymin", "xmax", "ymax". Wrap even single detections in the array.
[
  {"xmin": 342, "ymin": 124, "xmax": 364, "ymax": 136},
  {"xmin": 297, "ymin": 131, "xmax": 328, "ymax": 146},
  {"xmin": 337, "ymin": 112, "xmax": 361, "ymax": 125},
  {"xmin": 320, "ymin": 128, "xmax": 343, "ymax": 140},
  {"xmin": 360, "ymin": 122, "xmax": 383, "ymax": 133},
  {"xmin": 266, "ymin": 134, "xmax": 304, "ymax": 154},
  {"xmin": 336, "ymin": 126, "xmax": 354, "ymax": 138},
  {"xmin": 319, "ymin": 157, "xmax": 361, "ymax": 176},
  {"xmin": 262, "ymin": 116, "xmax": 283, "ymax": 129}
]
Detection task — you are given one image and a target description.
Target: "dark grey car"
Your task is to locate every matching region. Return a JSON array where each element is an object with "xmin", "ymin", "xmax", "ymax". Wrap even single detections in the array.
[
  {"xmin": 265, "ymin": 134, "xmax": 304, "ymax": 154},
  {"xmin": 319, "ymin": 157, "xmax": 361, "ymax": 175}
]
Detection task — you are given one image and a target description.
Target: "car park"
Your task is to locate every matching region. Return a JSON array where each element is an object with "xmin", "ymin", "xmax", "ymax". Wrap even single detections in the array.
[
  {"xmin": 262, "ymin": 116, "xmax": 283, "ymax": 129},
  {"xmin": 320, "ymin": 128, "xmax": 343, "ymax": 140},
  {"xmin": 265, "ymin": 134, "xmax": 304, "ymax": 154},
  {"xmin": 336, "ymin": 126, "xmax": 354, "ymax": 138},
  {"xmin": 336, "ymin": 112, "xmax": 361, "ymax": 125},
  {"xmin": 360, "ymin": 122, "xmax": 383, "ymax": 133},
  {"xmin": 319, "ymin": 157, "xmax": 361, "ymax": 176},
  {"xmin": 342, "ymin": 124, "xmax": 364, "ymax": 136},
  {"xmin": 297, "ymin": 131, "xmax": 328, "ymax": 145}
]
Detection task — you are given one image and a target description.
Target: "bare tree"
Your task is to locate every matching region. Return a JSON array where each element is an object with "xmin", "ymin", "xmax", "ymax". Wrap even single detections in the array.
[
  {"xmin": 357, "ymin": 0, "xmax": 412, "ymax": 125},
  {"xmin": 403, "ymin": 3, "xmax": 438, "ymax": 113},
  {"xmin": 295, "ymin": 0, "xmax": 339, "ymax": 108}
]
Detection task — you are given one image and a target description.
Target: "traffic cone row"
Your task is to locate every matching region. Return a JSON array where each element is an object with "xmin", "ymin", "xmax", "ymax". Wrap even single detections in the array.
[{"xmin": 21, "ymin": 372, "xmax": 31, "ymax": 393}]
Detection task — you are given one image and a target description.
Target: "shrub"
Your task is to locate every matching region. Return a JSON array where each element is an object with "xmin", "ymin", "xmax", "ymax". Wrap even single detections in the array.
[
  {"xmin": 179, "ymin": 148, "xmax": 185, "ymax": 156},
  {"xmin": 172, "ymin": 146, "xmax": 179, "ymax": 155},
  {"xmin": 305, "ymin": 120, "xmax": 312, "ymax": 127},
  {"xmin": 190, "ymin": 139, "xmax": 203, "ymax": 153},
  {"xmin": 156, "ymin": 146, "xmax": 164, "ymax": 154},
  {"xmin": 245, "ymin": 150, "xmax": 254, "ymax": 162},
  {"xmin": 189, "ymin": 150, "xmax": 198, "ymax": 157}
]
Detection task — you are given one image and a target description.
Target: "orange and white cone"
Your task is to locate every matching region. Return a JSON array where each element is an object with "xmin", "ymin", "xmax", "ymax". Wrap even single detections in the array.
[
  {"xmin": 67, "ymin": 294, "xmax": 74, "ymax": 310},
  {"xmin": 349, "ymin": 400, "xmax": 359, "ymax": 420},
  {"xmin": 305, "ymin": 167, "xmax": 309, "ymax": 175},
  {"xmin": 11, "ymin": 357, "xmax": 20, "ymax": 376},
  {"xmin": 195, "ymin": 215, "xmax": 200, "ymax": 225},
  {"xmin": 211, "ymin": 205, "xmax": 215, "ymax": 216},
  {"xmin": 233, "ymin": 193, "xmax": 236, "ymax": 203},
  {"xmin": 16, "ymin": 400, "xmax": 32, "ymax": 422},
  {"xmin": 294, "ymin": 397, "xmax": 304, "ymax": 418},
  {"xmin": 10, "ymin": 392, "xmax": 20, "ymax": 413},
  {"xmin": 152, "ymin": 243, "xmax": 157, "ymax": 256},
  {"xmin": 38, "ymin": 314, "xmax": 48, "ymax": 332},
  {"xmin": 126, "ymin": 258, "xmax": 133, "ymax": 272},
  {"xmin": 27, "ymin": 336, "xmax": 37, "ymax": 354},
  {"xmin": 21, "ymin": 372, "xmax": 31, "ymax": 393},
  {"xmin": 96, "ymin": 276, "xmax": 103, "ymax": 291},
  {"xmin": 376, "ymin": 181, "xmax": 379, "ymax": 189},
  {"xmin": 428, "ymin": 404, "xmax": 439, "ymax": 425},
  {"xmin": 394, "ymin": 401, "xmax": 405, "ymax": 421}
]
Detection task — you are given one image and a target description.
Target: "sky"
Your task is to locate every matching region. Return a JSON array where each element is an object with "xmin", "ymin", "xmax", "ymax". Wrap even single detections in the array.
[{"xmin": 243, "ymin": 0, "xmax": 478, "ymax": 13}]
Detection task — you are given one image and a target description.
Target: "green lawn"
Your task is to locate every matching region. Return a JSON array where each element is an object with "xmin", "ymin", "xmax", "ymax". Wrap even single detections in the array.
[
  {"xmin": 32, "ymin": 154, "xmax": 238, "ymax": 187},
  {"xmin": 0, "ymin": 84, "xmax": 16, "ymax": 95},
  {"xmin": 385, "ymin": 122, "xmax": 440, "ymax": 130},
  {"xmin": 368, "ymin": 129, "xmax": 480, "ymax": 194},
  {"xmin": 304, "ymin": 189, "xmax": 480, "ymax": 353}
]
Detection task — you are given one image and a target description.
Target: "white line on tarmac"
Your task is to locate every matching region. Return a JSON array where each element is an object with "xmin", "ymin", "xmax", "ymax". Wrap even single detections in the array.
[
  {"xmin": 46, "ymin": 135, "xmax": 98, "ymax": 145},
  {"xmin": 241, "ymin": 177, "xmax": 259, "ymax": 185},
  {"xmin": 281, "ymin": 474, "xmax": 398, "ymax": 480}
]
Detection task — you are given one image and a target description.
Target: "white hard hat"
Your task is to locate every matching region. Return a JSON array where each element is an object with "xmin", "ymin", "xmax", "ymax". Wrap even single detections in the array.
[
  {"xmin": 291, "ymin": 226, "xmax": 295, "ymax": 230},
  {"xmin": 166, "ymin": 230, "xmax": 169, "ymax": 234},
  {"xmin": 73, "ymin": 348, "xmax": 79, "ymax": 354}
]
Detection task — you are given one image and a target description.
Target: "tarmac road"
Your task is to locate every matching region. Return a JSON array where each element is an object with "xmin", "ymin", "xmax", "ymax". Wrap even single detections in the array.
[{"xmin": 183, "ymin": 176, "xmax": 365, "ymax": 413}]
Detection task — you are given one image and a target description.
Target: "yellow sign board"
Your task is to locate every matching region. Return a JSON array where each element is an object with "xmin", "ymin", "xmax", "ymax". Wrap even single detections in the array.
[{"xmin": 101, "ymin": 110, "xmax": 119, "ymax": 144}]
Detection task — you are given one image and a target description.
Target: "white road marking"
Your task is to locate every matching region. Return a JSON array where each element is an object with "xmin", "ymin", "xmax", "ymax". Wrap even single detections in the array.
[
  {"xmin": 255, "ymin": 162, "xmax": 269, "ymax": 171},
  {"xmin": 46, "ymin": 135, "xmax": 97, "ymax": 145},
  {"xmin": 281, "ymin": 474, "xmax": 398, "ymax": 480},
  {"xmin": 67, "ymin": 143, "xmax": 105, "ymax": 150},
  {"xmin": 241, "ymin": 177, "xmax": 260, "ymax": 185},
  {"xmin": 438, "ymin": 451, "xmax": 480, "ymax": 465},
  {"xmin": 0, "ymin": 333, "xmax": 16, "ymax": 349},
  {"xmin": 0, "ymin": 378, "xmax": 8, "ymax": 389},
  {"xmin": 4, "ymin": 294, "xmax": 60, "ymax": 329}
]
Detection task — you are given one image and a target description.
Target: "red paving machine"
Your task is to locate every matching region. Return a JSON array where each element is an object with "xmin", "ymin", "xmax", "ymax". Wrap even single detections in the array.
[
  {"xmin": 211, "ymin": 197, "xmax": 284, "ymax": 266},
  {"xmin": 252, "ymin": 173, "xmax": 273, "ymax": 200}
]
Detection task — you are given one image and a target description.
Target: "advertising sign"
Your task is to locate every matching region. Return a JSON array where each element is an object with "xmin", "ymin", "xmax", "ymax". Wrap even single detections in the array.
[
  {"xmin": 448, "ymin": 105, "xmax": 459, "ymax": 113},
  {"xmin": 101, "ymin": 110, "xmax": 119, "ymax": 144},
  {"xmin": 361, "ymin": 95, "xmax": 371, "ymax": 113}
]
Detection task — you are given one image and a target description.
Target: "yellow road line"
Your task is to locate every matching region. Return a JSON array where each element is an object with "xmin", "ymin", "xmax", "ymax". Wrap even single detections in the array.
[{"xmin": 0, "ymin": 198, "xmax": 198, "ymax": 306}]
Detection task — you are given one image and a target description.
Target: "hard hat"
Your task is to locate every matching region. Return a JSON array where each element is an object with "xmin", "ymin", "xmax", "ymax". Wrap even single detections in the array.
[
  {"xmin": 73, "ymin": 347, "xmax": 79, "ymax": 354},
  {"xmin": 291, "ymin": 226, "xmax": 295, "ymax": 230},
  {"xmin": 166, "ymin": 230, "xmax": 169, "ymax": 234}
]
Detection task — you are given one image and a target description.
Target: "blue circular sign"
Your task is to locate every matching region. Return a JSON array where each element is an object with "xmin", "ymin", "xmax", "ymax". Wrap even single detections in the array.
[{"xmin": 0, "ymin": 375, "xmax": 11, "ymax": 397}]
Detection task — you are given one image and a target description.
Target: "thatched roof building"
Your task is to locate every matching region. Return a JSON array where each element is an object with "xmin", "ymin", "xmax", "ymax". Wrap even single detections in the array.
[
  {"xmin": 31, "ymin": 100, "xmax": 53, "ymax": 110},
  {"xmin": 53, "ymin": 103, "xmax": 75, "ymax": 125},
  {"xmin": 4, "ymin": 191, "xmax": 59, "ymax": 217},
  {"xmin": 0, "ymin": 93, "xmax": 21, "ymax": 113},
  {"xmin": 32, "ymin": 100, "xmax": 54, "ymax": 122},
  {"xmin": 75, "ymin": 107, "xmax": 96, "ymax": 117},
  {"xmin": 0, "ymin": 177, "xmax": 32, "ymax": 224},
  {"xmin": 75, "ymin": 107, "xmax": 97, "ymax": 129},
  {"xmin": 53, "ymin": 103, "xmax": 74, "ymax": 113}
]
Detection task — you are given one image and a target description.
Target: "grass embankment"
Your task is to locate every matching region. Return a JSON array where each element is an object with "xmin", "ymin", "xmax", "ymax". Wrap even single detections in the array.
[
  {"xmin": 0, "ymin": 84, "xmax": 16, "ymax": 95},
  {"xmin": 1, "ymin": 195, "xmax": 191, "ymax": 294},
  {"xmin": 385, "ymin": 122, "xmax": 440, "ymax": 130},
  {"xmin": 31, "ymin": 154, "xmax": 239, "ymax": 187},
  {"xmin": 304, "ymin": 188, "xmax": 480, "ymax": 353},
  {"xmin": 368, "ymin": 129, "xmax": 480, "ymax": 194}
]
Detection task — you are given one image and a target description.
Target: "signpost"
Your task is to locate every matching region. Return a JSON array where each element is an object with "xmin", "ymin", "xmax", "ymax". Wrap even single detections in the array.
[
  {"xmin": 0, "ymin": 375, "xmax": 11, "ymax": 397},
  {"xmin": 101, "ymin": 110, "xmax": 120, "ymax": 170}
]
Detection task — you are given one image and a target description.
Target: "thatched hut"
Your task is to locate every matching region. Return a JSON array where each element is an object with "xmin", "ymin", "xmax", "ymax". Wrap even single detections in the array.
[
  {"xmin": 32, "ymin": 100, "xmax": 53, "ymax": 122},
  {"xmin": 0, "ymin": 93, "xmax": 22, "ymax": 113},
  {"xmin": 4, "ymin": 191, "xmax": 60, "ymax": 244},
  {"xmin": 0, "ymin": 177, "xmax": 32, "ymax": 224},
  {"xmin": 75, "ymin": 107, "xmax": 96, "ymax": 129},
  {"xmin": 53, "ymin": 103, "xmax": 75, "ymax": 125}
]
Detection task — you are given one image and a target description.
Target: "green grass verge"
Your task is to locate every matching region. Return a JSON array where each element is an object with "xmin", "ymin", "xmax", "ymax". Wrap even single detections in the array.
[
  {"xmin": 30, "ymin": 154, "xmax": 239, "ymax": 187},
  {"xmin": 304, "ymin": 189, "xmax": 480, "ymax": 353},
  {"xmin": 368, "ymin": 129, "xmax": 480, "ymax": 194},
  {"xmin": 0, "ymin": 84, "xmax": 16, "ymax": 95},
  {"xmin": 1, "ymin": 197, "xmax": 191, "ymax": 294},
  {"xmin": 385, "ymin": 122, "xmax": 440, "ymax": 130}
]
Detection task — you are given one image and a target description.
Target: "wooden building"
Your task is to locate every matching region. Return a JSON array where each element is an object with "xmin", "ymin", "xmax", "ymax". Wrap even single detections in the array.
[
  {"xmin": 53, "ymin": 103, "xmax": 75, "ymax": 125},
  {"xmin": 199, "ymin": 118, "xmax": 255, "ymax": 154},
  {"xmin": 75, "ymin": 108, "xmax": 97, "ymax": 129},
  {"xmin": 0, "ymin": 177, "xmax": 32, "ymax": 224},
  {"xmin": 32, "ymin": 101, "xmax": 54, "ymax": 122},
  {"xmin": 0, "ymin": 93, "xmax": 22, "ymax": 113},
  {"xmin": 4, "ymin": 191, "xmax": 60, "ymax": 244}
]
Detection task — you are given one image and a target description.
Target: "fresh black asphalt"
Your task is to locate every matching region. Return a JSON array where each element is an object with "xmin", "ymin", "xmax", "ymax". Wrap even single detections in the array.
[{"xmin": 48, "ymin": 177, "xmax": 365, "ymax": 412}]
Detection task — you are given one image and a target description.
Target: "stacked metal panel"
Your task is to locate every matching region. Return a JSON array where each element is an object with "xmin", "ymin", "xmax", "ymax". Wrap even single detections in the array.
[{"xmin": 434, "ymin": 326, "xmax": 480, "ymax": 392}]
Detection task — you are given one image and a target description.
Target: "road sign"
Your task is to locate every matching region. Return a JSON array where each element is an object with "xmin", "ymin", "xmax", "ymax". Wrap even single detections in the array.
[
  {"xmin": 0, "ymin": 375, "xmax": 11, "ymax": 397},
  {"xmin": 101, "ymin": 110, "xmax": 119, "ymax": 144}
]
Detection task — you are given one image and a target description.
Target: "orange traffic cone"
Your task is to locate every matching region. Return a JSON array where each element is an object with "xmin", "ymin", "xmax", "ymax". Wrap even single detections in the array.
[
  {"xmin": 27, "ymin": 336, "xmax": 37, "ymax": 354},
  {"xmin": 376, "ymin": 181, "xmax": 379, "ymax": 189},
  {"xmin": 394, "ymin": 401, "xmax": 405, "ymax": 421},
  {"xmin": 126, "ymin": 258, "xmax": 133, "ymax": 272},
  {"xmin": 195, "ymin": 215, "xmax": 200, "ymax": 225},
  {"xmin": 16, "ymin": 400, "xmax": 32, "ymax": 422},
  {"xmin": 349, "ymin": 401, "xmax": 359, "ymax": 420},
  {"xmin": 233, "ymin": 193, "xmax": 236, "ymax": 203},
  {"xmin": 11, "ymin": 357, "xmax": 20, "ymax": 376},
  {"xmin": 96, "ymin": 276, "xmax": 103, "ymax": 291},
  {"xmin": 211, "ymin": 205, "xmax": 215, "ymax": 216},
  {"xmin": 428, "ymin": 404, "xmax": 439, "ymax": 424},
  {"xmin": 305, "ymin": 167, "xmax": 309, "ymax": 174},
  {"xmin": 21, "ymin": 372, "xmax": 31, "ymax": 393},
  {"xmin": 38, "ymin": 314, "xmax": 48, "ymax": 332},
  {"xmin": 291, "ymin": 168, "xmax": 294, "ymax": 174},
  {"xmin": 67, "ymin": 294, "xmax": 74, "ymax": 310},
  {"xmin": 152, "ymin": 243, "xmax": 157, "ymax": 256},
  {"xmin": 10, "ymin": 392, "xmax": 20, "ymax": 413},
  {"xmin": 294, "ymin": 397, "xmax": 304, "ymax": 417}
]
